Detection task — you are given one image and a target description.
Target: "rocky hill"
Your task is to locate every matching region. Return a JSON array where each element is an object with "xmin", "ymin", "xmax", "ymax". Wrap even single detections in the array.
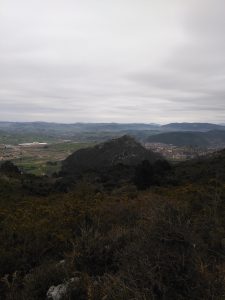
[{"xmin": 62, "ymin": 135, "xmax": 162, "ymax": 175}]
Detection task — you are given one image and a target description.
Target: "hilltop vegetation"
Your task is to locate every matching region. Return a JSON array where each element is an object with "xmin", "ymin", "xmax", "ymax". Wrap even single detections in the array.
[
  {"xmin": 173, "ymin": 148, "xmax": 225, "ymax": 183},
  {"xmin": 0, "ymin": 136, "xmax": 224, "ymax": 299},
  {"xmin": 62, "ymin": 136, "xmax": 162, "ymax": 175}
]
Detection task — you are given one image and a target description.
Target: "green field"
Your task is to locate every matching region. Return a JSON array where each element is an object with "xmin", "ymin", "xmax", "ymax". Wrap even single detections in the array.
[{"xmin": 12, "ymin": 142, "xmax": 95, "ymax": 176}]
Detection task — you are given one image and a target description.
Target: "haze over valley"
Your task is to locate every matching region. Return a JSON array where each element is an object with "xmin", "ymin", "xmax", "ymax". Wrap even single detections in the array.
[{"xmin": 1, "ymin": 121, "xmax": 225, "ymax": 175}]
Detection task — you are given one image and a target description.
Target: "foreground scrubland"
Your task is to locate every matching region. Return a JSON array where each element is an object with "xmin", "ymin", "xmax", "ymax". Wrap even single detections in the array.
[{"xmin": 0, "ymin": 174, "xmax": 224, "ymax": 299}]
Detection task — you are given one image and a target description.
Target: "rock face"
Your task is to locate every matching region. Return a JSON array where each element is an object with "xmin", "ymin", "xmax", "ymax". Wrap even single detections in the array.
[
  {"xmin": 62, "ymin": 135, "xmax": 162, "ymax": 175},
  {"xmin": 47, "ymin": 283, "xmax": 68, "ymax": 300},
  {"xmin": 47, "ymin": 278, "xmax": 79, "ymax": 300}
]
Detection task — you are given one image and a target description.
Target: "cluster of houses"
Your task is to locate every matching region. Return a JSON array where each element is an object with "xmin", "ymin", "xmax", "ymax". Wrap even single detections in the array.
[
  {"xmin": 144, "ymin": 142, "xmax": 216, "ymax": 161},
  {"xmin": 0, "ymin": 142, "xmax": 48, "ymax": 161}
]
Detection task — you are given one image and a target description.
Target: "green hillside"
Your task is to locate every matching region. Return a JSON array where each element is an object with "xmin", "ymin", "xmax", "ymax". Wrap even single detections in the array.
[
  {"xmin": 146, "ymin": 130, "xmax": 225, "ymax": 147},
  {"xmin": 161, "ymin": 122, "xmax": 225, "ymax": 131}
]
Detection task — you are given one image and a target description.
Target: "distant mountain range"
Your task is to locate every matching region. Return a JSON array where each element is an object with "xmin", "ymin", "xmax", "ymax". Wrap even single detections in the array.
[
  {"xmin": 146, "ymin": 130, "xmax": 225, "ymax": 147},
  {"xmin": 0, "ymin": 122, "xmax": 159, "ymax": 133},
  {"xmin": 0, "ymin": 121, "xmax": 224, "ymax": 133},
  {"xmin": 0, "ymin": 121, "xmax": 224, "ymax": 145},
  {"xmin": 161, "ymin": 122, "xmax": 225, "ymax": 132}
]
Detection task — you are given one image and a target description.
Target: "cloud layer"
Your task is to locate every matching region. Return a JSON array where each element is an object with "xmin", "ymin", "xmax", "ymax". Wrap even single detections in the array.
[{"xmin": 0, "ymin": 0, "xmax": 224, "ymax": 123}]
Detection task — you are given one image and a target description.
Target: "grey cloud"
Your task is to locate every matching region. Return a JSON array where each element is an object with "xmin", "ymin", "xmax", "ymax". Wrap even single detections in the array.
[{"xmin": 0, "ymin": 0, "xmax": 224, "ymax": 123}]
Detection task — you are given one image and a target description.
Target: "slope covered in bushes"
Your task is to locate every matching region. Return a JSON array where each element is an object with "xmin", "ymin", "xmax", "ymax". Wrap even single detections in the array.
[{"xmin": 0, "ymin": 140, "xmax": 224, "ymax": 299}]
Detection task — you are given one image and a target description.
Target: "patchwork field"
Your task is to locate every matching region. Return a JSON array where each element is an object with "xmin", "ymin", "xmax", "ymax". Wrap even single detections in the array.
[{"xmin": 2, "ymin": 142, "xmax": 95, "ymax": 175}]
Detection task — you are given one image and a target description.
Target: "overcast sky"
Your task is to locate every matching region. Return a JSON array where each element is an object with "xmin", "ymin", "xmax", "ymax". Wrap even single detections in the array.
[{"xmin": 0, "ymin": 0, "xmax": 225, "ymax": 123}]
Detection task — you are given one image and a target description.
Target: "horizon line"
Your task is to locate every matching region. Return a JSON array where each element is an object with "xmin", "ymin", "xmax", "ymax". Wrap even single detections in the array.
[{"xmin": 0, "ymin": 120, "xmax": 224, "ymax": 126}]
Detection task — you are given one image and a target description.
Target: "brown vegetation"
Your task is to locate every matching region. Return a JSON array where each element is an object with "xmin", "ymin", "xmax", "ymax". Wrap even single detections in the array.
[{"xmin": 0, "ymin": 177, "xmax": 224, "ymax": 299}]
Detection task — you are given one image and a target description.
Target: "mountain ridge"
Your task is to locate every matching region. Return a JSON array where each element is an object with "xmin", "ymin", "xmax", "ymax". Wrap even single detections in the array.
[
  {"xmin": 146, "ymin": 130, "xmax": 225, "ymax": 147},
  {"xmin": 161, "ymin": 122, "xmax": 225, "ymax": 132}
]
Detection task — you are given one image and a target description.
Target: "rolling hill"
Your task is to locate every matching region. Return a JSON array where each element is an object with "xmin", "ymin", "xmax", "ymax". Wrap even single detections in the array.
[
  {"xmin": 0, "ymin": 121, "xmax": 225, "ymax": 145},
  {"xmin": 161, "ymin": 122, "xmax": 225, "ymax": 132},
  {"xmin": 146, "ymin": 130, "xmax": 225, "ymax": 147}
]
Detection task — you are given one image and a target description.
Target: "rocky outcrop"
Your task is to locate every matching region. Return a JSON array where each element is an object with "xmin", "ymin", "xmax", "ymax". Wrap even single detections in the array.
[{"xmin": 47, "ymin": 277, "xmax": 79, "ymax": 300}]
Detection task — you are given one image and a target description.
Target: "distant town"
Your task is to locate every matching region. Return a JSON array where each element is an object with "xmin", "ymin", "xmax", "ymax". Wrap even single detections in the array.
[
  {"xmin": 144, "ymin": 142, "xmax": 220, "ymax": 161},
  {"xmin": 0, "ymin": 142, "xmax": 49, "ymax": 161}
]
